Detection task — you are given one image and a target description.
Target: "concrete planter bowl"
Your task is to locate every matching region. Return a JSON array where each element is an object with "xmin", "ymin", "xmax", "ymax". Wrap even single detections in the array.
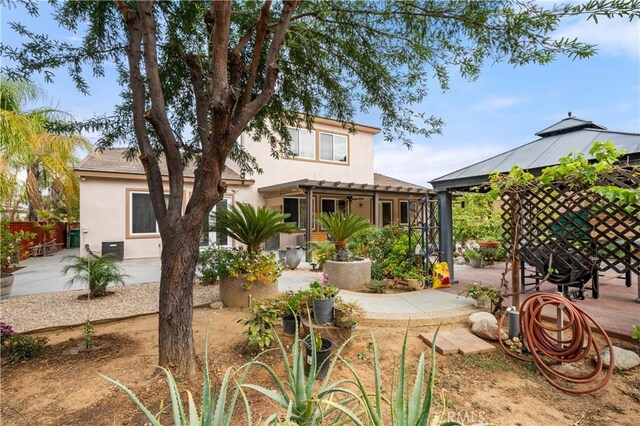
[
  {"xmin": 219, "ymin": 275, "xmax": 279, "ymax": 308},
  {"xmin": 323, "ymin": 258, "xmax": 371, "ymax": 291},
  {"xmin": 278, "ymin": 247, "xmax": 304, "ymax": 270}
]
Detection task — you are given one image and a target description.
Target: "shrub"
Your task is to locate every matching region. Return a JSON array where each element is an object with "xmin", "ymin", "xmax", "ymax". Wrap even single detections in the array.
[
  {"xmin": 241, "ymin": 300, "xmax": 282, "ymax": 351},
  {"xmin": 317, "ymin": 212, "xmax": 372, "ymax": 261},
  {"xmin": 0, "ymin": 321, "xmax": 14, "ymax": 343},
  {"xmin": 308, "ymin": 240, "xmax": 334, "ymax": 266},
  {"xmin": 197, "ymin": 245, "xmax": 220, "ymax": 284},
  {"xmin": 365, "ymin": 279, "xmax": 387, "ymax": 293},
  {"xmin": 0, "ymin": 217, "xmax": 35, "ymax": 274},
  {"xmin": 61, "ymin": 254, "xmax": 127, "ymax": 298},
  {"xmin": 2, "ymin": 334, "xmax": 48, "ymax": 362},
  {"xmin": 215, "ymin": 249, "xmax": 285, "ymax": 288}
]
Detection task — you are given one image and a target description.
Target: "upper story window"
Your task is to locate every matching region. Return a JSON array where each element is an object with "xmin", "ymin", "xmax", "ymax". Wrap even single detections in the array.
[
  {"xmin": 287, "ymin": 127, "xmax": 315, "ymax": 159},
  {"xmin": 319, "ymin": 132, "xmax": 348, "ymax": 163}
]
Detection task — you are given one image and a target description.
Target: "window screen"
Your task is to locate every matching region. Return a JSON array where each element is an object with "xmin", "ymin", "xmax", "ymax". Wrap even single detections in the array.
[{"xmin": 131, "ymin": 192, "xmax": 157, "ymax": 234}]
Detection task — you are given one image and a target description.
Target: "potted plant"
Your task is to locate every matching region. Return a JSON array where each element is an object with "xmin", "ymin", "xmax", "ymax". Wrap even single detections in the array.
[
  {"xmin": 303, "ymin": 332, "xmax": 334, "ymax": 379},
  {"xmin": 464, "ymin": 247, "xmax": 483, "ymax": 268},
  {"xmin": 318, "ymin": 213, "xmax": 372, "ymax": 290},
  {"xmin": 309, "ymin": 277, "xmax": 339, "ymax": 325},
  {"xmin": 61, "ymin": 254, "xmax": 127, "ymax": 298},
  {"xmin": 404, "ymin": 269, "xmax": 424, "ymax": 290},
  {"xmin": 273, "ymin": 290, "xmax": 305, "ymax": 336},
  {"xmin": 1, "ymin": 219, "xmax": 35, "ymax": 301},
  {"xmin": 334, "ymin": 298, "xmax": 365, "ymax": 328},
  {"xmin": 214, "ymin": 203, "xmax": 295, "ymax": 308},
  {"xmin": 459, "ymin": 283, "xmax": 500, "ymax": 310}
]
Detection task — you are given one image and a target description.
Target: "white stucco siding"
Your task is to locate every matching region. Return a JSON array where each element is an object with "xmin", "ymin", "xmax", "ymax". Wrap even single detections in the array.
[{"xmin": 240, "ymin": 121, "xmax": 375, "ymax": 189}]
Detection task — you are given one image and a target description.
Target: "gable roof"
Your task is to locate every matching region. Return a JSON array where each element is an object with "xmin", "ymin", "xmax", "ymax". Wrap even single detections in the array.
[
  {"xmin": 75, "ymin": 148, "xmax": 247, "ymax": 182},
  {"xmin": 431, "ymin": 117, "xmax": 640, "ymax": 191}
]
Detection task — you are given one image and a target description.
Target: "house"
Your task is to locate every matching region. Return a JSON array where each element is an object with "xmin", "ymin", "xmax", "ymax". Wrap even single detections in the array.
[
  {"xmin": 75, "ymin": 116, "xmax": 430, "ymax": 259},
  {"xmin": 430, "ymin": 116, "xmax": 640, "ymax": 281}
]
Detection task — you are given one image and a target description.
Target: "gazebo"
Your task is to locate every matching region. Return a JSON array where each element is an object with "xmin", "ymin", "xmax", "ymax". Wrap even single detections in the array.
[{"xmin": 430, "ymin": 116, "xmax": 640, "ymax": 282}]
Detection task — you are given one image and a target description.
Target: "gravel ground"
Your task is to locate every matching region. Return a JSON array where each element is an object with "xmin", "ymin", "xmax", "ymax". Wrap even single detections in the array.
[{"xmin": 0, "ymin": 282, "xmax": 219, "ymax": 333}]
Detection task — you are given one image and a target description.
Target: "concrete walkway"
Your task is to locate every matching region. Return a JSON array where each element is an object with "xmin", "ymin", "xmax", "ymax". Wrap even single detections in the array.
[{"xmin": 10, "ymin": 253, "xmax": 476, "ymax": 325}]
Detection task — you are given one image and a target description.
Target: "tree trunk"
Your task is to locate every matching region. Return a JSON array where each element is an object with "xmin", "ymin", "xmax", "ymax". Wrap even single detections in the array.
[
  {"xmin": 26, "ymin": 164, "xmax": 42, "ymax": 221},
  {"xmin": 334, "ymin": 240, "xmax": 348, "ymax": 262},
  {"xmin": 157, "ymin": 223, "xmax": 203, "ymax": 377}
]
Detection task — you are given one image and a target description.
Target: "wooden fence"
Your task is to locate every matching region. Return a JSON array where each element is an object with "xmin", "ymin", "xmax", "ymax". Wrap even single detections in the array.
[{"xmin": 6, "ymin": 222, "xmax": 70, "ymax": 259}]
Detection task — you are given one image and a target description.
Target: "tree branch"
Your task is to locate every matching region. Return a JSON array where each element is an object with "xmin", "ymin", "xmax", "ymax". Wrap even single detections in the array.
[
  {"xmin": 232, "ymin": 0, "xmax": 300, "ymax": 141},
  {"xmin": 138, "ymin": 0, "xmax": 183, "ymax": 227},
  {"xmin": 240, "ymin": 0, "xmax": 272, "ymax": 110},
  {"xmin": 116, "ymin": 0, "xmax": 167, "ymax": 230}
]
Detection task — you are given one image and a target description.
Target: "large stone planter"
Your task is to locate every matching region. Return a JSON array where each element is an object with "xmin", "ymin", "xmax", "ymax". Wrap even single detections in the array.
[
  {"xmin": 278, "ymin": 247, "xmax": 304, "ymax": 270},
  {"xmin": 219, "ymin": 275, "xmax": 279, "ymax": 308},
  {"xmin": 0, "ymin": 274, "xmax": 14, "ymax": 302},
  {"xmin": 323, "ymin": 258, "xmax": 371, "ymax": 291}
]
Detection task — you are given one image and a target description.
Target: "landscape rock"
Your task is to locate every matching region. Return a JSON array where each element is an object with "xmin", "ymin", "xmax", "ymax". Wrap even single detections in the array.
[
  {"xmin": 209, "ymin": 302, "xmax": 224, "ymax": 309},
  {"xmin": 468, "ymin": 311, "xmax": 496, "ymax": 326},
  {"xmin": 471, "ymin": 319, "xmax": 508, "ymax": 341},
  {"xmin": 454, "ymin": 256, "xmax": 467, "ymax": 265},
  {"xmin": 594, "ymin": 346, "xmax": 640, "ymax": 370}
]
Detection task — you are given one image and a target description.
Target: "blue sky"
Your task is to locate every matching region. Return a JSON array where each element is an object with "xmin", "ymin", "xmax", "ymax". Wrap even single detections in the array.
[{"xmin": 2, "ymin": 3, "xmax": 639, "ymax": 188}]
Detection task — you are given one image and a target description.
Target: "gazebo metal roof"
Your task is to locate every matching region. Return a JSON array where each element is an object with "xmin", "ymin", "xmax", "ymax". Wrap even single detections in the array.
[{"xmin": 431, "ymin": 117, "xmax": 640, "ymax": 192}]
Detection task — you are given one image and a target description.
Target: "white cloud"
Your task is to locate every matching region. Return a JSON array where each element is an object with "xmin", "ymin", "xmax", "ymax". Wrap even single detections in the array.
[
  {"xmin": 474, "ymin": 96, "xmax": 526, "ymax": 111},
  {"xmin": 555, "ymin": 17, "xmax": 640, "ymax": 59},
  {"xmin": 373, "ymin": 142, "xmax": 504, "ymax": 188}
]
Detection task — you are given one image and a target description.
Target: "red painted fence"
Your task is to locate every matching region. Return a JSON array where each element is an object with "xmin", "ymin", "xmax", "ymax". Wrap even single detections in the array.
[{"xmin": 5, "ymin": 222, "xmax": 73, "ymax": 259}]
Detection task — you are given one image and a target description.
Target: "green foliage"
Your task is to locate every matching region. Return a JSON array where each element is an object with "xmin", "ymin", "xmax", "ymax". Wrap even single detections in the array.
[
  {"xmin": 459, "ymin": 283, "xmax": 500, "ymax": 309},
  {"xmin": 60, "ymin": 254, "xmax": 127, "ymax": 298},
  {"xmin": 309, "ymin": 280, "xmax": 339, "ymax": 300},
  {"xmin": 307, "ymin": 240, "xmax": 334, "ymax": 266},
  {"xmin": 213, "ymin": 249, "xmax": 285, "ymax": 288},
  {"xmin": 83, "ymin": 320, "xmax": 94, "ymax": 350},
  {"xmin": 1, "ymin": 334, "xmax": 48, "ymax": 362},
  {"xmin": 452, "ymin": 193, "xmax": 503, "ymax": 245},
  {"xmin": 463, "ymin": 248, "xmax": 482, "ymax": 260},
  {"xmin": 317, "ymin": 213, "xmax": 372, "ymax": 261},
  {"xmin": 490, "ymin": 141, "xmax": 638, "ymax": 207},
  {"xmin": 343, "ymin": 328, "xmax": 461, "ymax": 426},
  {"xmin": 242, "ymin": 300, "xmax": 282, "ymax": 352},
  {"xmin": 100, "ymin": 330, "xmax": 252, "ymax": 426},
  {"xmin": 214, "ymin": 203, "xmax": 295, "ymax": 254},
  {"xmin": 197, "ymin": 246, "xmax": 219, "ymax": 284},
  {"xmin": 365, "ymin": 279, "xmax": 387, "ymax": 294},
  {"xmin": 349, "ymin": 225, "xmax": 424, "ymax": 280},
  {"xmin": 632, "ymin": 325, "xmax": 640, "ymax": 340},
  {"xmin": 242, "ymin": 323, "xmax": 359, "ymax": 425},
  {"xmin": 0, "ymin": 217, "xmax": 35, "ymax": 273}
]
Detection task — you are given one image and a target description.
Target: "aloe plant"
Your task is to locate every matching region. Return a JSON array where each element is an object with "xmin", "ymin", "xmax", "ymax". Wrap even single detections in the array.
[
  {"xmin": 317, "ymin": 213, "xmax": 372, "ymax": 261},
  {"xmin": 342, "ymin": 328, "xmax": 462, "ymax": 426},
  {"xmin": 99, "ymin": 330, "xmax": 252, "ymax": 426},
  {"xmin": 242, "ymin": 318, "xmax": 363, "ymax": 425}
]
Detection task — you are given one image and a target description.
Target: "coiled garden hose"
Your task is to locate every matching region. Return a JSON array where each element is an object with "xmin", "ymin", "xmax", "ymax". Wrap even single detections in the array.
[{"xmin": 498, "ymin": 292, "xmax": 615, "ymax": 394}]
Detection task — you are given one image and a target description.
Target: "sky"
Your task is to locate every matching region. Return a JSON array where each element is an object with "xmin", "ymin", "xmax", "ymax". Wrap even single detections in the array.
[{"xmin": 2, "ymin": 3, "xmax": 639, "ymax": 189}]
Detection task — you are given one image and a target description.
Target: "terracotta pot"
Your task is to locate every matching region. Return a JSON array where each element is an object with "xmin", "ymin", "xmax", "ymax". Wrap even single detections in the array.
[
  {"xmin": 219, "ymin": 275, "xmax": 279, "ymax": 308},
  {"xmin": 406, "ymin": 278, "xmax": 423, "ymax": 290}
]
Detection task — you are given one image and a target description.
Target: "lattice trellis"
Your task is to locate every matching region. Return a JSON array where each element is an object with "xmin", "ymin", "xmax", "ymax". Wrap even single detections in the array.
[{"xmin": 501, "ymin": 166, "xmax": 640, "ymax": 285}]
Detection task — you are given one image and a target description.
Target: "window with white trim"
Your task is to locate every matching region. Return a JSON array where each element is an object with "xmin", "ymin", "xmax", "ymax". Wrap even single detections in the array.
[
  {"xmin": 201, "ymin": 196, "xmax": 233, "ymax": 247},
  {"xmin": 319, "ymin": 132, "xmax": 347, "ymax": 163},
  {"xmin": 130, "ymin": 191, "xmax": 169, "ymax": 235},
  {"xmin": 286, "ymin": 127, "xmax": 315, "ymax": 159}
]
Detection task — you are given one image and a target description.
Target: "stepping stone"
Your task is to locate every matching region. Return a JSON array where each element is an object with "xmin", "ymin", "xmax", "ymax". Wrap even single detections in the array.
[{"xmin": 420, "ymin": 328, "xmax": 496, "ymax": 355}]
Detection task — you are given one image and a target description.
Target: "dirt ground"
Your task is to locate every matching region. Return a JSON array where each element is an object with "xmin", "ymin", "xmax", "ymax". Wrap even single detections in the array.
[{"xmin": 1, "ymin": 307, "xmax": 639, "ymax": 425}]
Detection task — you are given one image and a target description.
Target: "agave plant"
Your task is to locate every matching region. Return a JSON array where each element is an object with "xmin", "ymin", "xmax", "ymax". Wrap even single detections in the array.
[
  {"xmin": 61, "ymin": 254, "xmax": 127, "ymax": 298},
  {"xmin": 215, "ymin": 202, "xmax": 296, "ymax": 254},
  {"xmin": 317, "ymin": 213, "xmax": 372, "ymax": 261}
]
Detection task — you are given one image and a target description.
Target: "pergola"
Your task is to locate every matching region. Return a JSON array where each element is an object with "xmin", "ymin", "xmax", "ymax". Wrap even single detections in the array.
[{"xmin": 430, "ymin": 116, "xmax": 640, "ymax": 282}]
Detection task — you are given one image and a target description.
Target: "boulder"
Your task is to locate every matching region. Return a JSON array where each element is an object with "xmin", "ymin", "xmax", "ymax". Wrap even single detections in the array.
[
  {"xmin": 468, "ymin": 311, "xmax": 496, "ymax": 326},
  {"xmin": 594, "ymin": 346, "xmax": 640, "ymax": 370},
  {"xmin": 209, "ymin": 301, "xmax": 224, "ymax": 309},
  {"xmin": 471, "ymin": 319, "xmax": 508, "ymax": 341}
]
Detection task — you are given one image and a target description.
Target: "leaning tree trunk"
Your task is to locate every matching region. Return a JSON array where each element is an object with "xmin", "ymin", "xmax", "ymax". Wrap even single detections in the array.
[{"xmin": 157, "ymin": 223, "xmax": 203, "ymax": 376}]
